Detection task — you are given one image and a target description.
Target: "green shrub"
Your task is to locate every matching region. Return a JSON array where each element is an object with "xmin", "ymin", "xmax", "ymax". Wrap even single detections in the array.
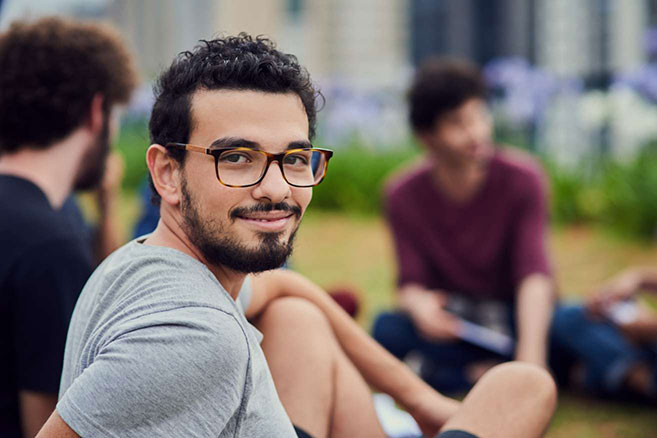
[
  {"xmin": 600, "ymin": 145, "xmax": 657, "ymax": 240},
  {"xmin": 543, "ymin": 159, "xmax": 605, "ymax": 225},
  {"xmin": 311, "ymin": 140, "xmax": 420, "ymax": 214},
  {"xmin": 543, "ymin": 143, "xmax": 657, "ymax": 241},
  {"xmin": 115, "ymin": 120, "xmax": 150, "ymax": 192}
]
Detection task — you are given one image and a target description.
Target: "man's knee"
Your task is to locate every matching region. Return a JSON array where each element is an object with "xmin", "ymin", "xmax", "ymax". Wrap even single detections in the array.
[
  {"xmin": 481, "ymin": 362, "xmax": 557, "ymax": 412},
  {"xmin": 551, "ymin": 305, "xmax": 588, "ymax": 340},
  {"xmin": 256, "ymin": 296, "xmax": 332, "ymax": 338}
]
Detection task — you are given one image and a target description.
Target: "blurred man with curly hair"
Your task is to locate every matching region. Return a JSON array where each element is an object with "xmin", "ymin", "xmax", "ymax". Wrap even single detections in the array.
[{"xmin": 0, "ymin": 17, "xmax": 137, "ymax": 437}]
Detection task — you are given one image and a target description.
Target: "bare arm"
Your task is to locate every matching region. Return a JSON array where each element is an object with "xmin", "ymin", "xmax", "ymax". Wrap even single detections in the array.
[
  {"xmin": 514, "ymin": 273, "xmax": 555, "ymax": 367},
  {"xmin": 586, "ymin": 267, "xmax": 657, "ymax": 340},
  {"xmin": 633, "ymin": 267, "xmax": 657, "ymax": 292},
  {"xmin": 35, "ymin": 409, "xmax": 79, "ymax": 438},
  {"xmin": 247, "ymin": 270, "xmax": 459, "ymax": 432},
  {"xmin": 93, "ymin": 152, "xmax": 125, "ymax": 262},
  {"xmin": 588, "ymin": 267, "xmax": 657, "ymax": 312},
  {"xmin": 19, "ymin": 391, "xmax": 59, "ymax": 438}
]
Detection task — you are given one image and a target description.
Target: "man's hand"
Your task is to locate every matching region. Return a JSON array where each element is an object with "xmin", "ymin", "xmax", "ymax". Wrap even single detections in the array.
[
  {"xmin": 404, "ymin": 387, "xmax": 460, "ymax": 437},
  {"xmin": 400, "ymin": 285, "xmax": 461, "ymax": 342},
  {"xmin": 586, "ymin": 269, "xmax": 642, "ymax": 318}
]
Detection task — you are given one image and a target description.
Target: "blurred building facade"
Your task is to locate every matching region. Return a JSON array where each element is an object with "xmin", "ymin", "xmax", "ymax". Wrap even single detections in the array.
[
  {"xmin": 2, "ymin": 0, "xmax": 657, "ymax": 159},
  {"xmin": 410, "ymin": 0, "xmax": 645, "ymax": 79},
  {"xmin": 410, "ymin": 0, "xmax": 651, "ymax": 162},
  {"xmin": 109, "ymin": 0, "xmax": 409, "ymax": 90}
]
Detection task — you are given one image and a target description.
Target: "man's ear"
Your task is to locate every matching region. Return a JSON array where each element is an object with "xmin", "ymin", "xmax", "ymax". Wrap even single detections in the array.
[
  {"xmin": 146, "ymin": 144, "xmax": 182, "ymax": 206},
  {"xmin": 87, "ymin": 94, "xmax": 105, "ymax": 135}
]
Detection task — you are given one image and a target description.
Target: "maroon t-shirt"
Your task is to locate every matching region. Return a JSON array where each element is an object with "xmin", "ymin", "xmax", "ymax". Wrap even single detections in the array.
[{"xmin": 385, "ymin": 149, "xmax": 551, "ymax": 301}]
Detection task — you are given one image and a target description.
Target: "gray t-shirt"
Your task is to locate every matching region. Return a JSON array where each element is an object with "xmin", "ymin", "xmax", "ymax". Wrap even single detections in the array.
[{"xmin": 57, "ymin": 239, "xmax": 296, "ymax": 437}]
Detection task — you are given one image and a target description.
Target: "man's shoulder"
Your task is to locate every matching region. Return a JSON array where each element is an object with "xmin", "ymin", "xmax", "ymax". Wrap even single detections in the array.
[
  {"xmin": 495, "ymin": 147, "xmax": 546, "ymax": 182},
  {"xmin": 384, "ymin": 159, "xmax": 433, "ymax": 201},
  {"xmin": 81, "ymin": 241, "xmax": 239, "ymax": 318},
  {"xmin": 493, "ymin": 147, "xmax": 548, "ymax": 195},
  {"xmin": 0, "ymin": 201, "xmax": 91, "ymax": 287},
  {"xmin": 0, "ymin": 176, "xmax": 76, "ymax": 247}
]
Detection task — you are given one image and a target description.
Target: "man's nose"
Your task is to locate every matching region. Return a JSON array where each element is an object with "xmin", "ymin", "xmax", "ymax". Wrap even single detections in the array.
[{"xmin": 251, "ymin": 161, "xmax": 291, "ymax": 203}]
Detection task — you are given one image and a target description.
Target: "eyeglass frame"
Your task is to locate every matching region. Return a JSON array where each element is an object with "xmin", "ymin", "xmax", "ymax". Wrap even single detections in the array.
[{"xmin": 165, "ymin": 142, "xmax": 334, "ymax": 188}]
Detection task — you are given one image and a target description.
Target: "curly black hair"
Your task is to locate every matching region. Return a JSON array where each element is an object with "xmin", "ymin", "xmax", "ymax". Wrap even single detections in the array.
[
  {"xmin": 408, "ymin": 57, "xmax": 487, "ymax": 134},
  {"xmin": 0, "ymin": 17, "xmax": 138, "ymax": 153},
  {"xmin": 148, "ymin": 33, "xmax": 320, "ymax": 203}
]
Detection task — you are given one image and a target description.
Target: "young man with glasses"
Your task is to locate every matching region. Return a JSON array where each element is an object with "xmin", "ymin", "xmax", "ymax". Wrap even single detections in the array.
[{"xmin": 38, "ymin": 35, "xmax": 555, "ymax": 438}]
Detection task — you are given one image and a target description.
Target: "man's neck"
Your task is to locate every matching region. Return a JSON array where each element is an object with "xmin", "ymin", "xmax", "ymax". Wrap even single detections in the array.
[
  {"xmin": 144, "ymin": 215, "xmax": 247, "ymax": 300},
  {"xmin": 431, "ymin": 156, "xmax": 490, "ymax": 204},
  {"xmin": 0, "ymin": 132, "xmax": 90, "ymax": 209}
]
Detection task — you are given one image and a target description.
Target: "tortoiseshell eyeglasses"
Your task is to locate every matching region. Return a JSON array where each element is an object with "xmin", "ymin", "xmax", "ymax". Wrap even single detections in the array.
[{"xmin": 165, "ymin": 143, "xmax": 333, "ymax": 188}]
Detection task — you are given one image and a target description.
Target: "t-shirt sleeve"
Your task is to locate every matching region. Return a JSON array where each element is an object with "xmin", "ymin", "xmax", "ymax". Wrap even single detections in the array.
[
  {"xmin": 57, "ymin": 307, "xmax": 251, "ymax": 438},
  {"xmin": 510, "ymin": 169, "xmax": 552, "ymax": 287},
  {"xmin": 385, "ymin": 187, "xmax": 433, "ymax": 288},
  {"xmin": 10, "ymin": 239, "xmax": 92, "ymax": 394}
]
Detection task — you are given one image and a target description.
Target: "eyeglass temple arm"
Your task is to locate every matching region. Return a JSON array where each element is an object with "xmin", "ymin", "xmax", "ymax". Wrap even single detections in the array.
[{"xmin": 185, "ymin": 144, "xmax": 209, "ymax": 154}]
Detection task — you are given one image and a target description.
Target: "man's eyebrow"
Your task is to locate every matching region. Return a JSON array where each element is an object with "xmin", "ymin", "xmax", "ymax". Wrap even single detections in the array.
[
  {"xmin": 208, "ymin": 137, "xmax": 313, "ymax": 151},
  {"xmin": 209, "ymin": 137, "xmax": 259, "ymax": 149},
  {"xmin": 287, "ymin": 140, "xmax": 313, "ymax": 150}
]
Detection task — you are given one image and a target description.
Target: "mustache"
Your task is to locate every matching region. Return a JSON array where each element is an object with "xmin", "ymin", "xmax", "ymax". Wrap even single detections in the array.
[{"xmin": 230, "ymin": 202, "xmax": 302, "ymax": 220}]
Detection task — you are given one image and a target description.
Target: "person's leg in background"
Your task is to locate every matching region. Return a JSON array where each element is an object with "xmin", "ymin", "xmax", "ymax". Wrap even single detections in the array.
[
  {"xmin": 373, "ymin": 311, "xmax": 505, "ymax": 393},
  {"xmin": 551, "ymin": 304, "xmax": 656, "ymax": 399}
]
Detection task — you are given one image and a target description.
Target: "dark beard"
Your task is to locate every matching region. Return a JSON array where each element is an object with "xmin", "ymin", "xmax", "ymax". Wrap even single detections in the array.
[
  {"xmin": 74, "ymin": 116, "xmax": 110, "ymax": 191},
  {"xmin": 180, "ymin": 179, "xmax": 300, "ymax": 273}
]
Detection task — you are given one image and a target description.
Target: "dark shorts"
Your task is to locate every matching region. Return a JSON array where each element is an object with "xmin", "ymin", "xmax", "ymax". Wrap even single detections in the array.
[
  {"xmin": 438, "ymin": 430, "xmax": 479, "ymax": 438},
  {"xmin": 294, "ymin": 425, "xmax": 478, "ymax": 438},
  {"xmin": 294, "ymin": 425, "xmax": 313, "ymax": 438}
]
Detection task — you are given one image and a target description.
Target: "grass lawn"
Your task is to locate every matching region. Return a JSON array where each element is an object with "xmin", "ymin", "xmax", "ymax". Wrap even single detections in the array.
[{"xmin": 291, "ymin": 210, "xmax": 657, "ymax": 438}]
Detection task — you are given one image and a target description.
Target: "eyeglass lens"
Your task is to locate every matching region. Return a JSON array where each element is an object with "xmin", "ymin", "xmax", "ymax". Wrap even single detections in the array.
[{"xmin": 216, "ymin": 149, "xmax": 327, "ymax": 187}]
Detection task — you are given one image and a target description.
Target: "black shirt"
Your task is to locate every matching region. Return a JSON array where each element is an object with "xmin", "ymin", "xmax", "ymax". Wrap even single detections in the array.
[{"xmin": 0, "ymin": 175, "xmax": 93, "ymax": 437}]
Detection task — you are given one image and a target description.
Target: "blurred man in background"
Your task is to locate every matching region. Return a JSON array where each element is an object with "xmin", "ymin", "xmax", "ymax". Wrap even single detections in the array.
[
  {"xmin": 0, "ymin": 17, "xmax": 137, "ymax": 437},
  {"xmin": 373, "ymin": 58, "xmax": 555, "ymax": 393}
]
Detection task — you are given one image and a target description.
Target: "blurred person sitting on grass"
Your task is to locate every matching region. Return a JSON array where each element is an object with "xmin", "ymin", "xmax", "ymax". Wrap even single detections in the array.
[
  {"xmin": 552, "ymin": 267, "xmax": 657, "ymax": 402},
  {"xmin": 373, "ymin": 58, "xmax": 556, "ymax": 393},
  {"xmin": 38, "ymin": 34, "xmax": 556, "ymax": 438},
  {"xmin": 0, "ymin": 16, "xmax": 137, "ymax": 438}
]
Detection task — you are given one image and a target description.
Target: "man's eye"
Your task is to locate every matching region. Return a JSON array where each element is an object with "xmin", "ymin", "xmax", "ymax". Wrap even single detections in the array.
[
  {"xmin": 220, "ymin": 153, "xmax": 251, "ymax": 164},
  {"xmin": 284, "ymin": 154, "xmax": 309, "ymax": 166}
]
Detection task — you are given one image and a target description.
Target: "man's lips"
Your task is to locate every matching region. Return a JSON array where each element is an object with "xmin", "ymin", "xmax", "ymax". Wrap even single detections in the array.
[
  {"xmin": 231, "ymin": 202, "xmax": 302, "ymax": 221},
  {"xmin": 230, "ymin": 203, "xmax": 301, "ymax": 232},
  {"xmin": 236, "ymin": 211, "xmax": 294, "ymax": 221},
  {"xmin": 235, "ymin": 211, "xmax": 295, "ymax": 232}
]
